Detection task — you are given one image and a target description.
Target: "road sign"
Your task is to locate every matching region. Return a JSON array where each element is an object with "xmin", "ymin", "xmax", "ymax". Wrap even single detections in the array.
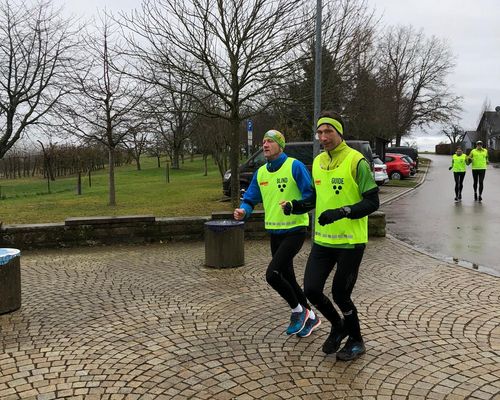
[{"xmin": 247, "ymin": 120, "xmax": 253, "ymax": 156}]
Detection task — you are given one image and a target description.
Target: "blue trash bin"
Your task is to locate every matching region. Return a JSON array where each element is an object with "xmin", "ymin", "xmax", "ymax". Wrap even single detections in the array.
[
  {"xmin": 205, "ymin": 220, "xmax": 245, "ymax": 268},
  {"xmin": 0, "ymin": 248, "xmax": 21, "ymax": 314}
]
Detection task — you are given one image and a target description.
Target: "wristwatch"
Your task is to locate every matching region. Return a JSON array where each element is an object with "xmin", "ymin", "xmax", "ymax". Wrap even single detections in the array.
[{"xmin": 341, "ymin": 206, "xmax": 352, "ymax": 217}]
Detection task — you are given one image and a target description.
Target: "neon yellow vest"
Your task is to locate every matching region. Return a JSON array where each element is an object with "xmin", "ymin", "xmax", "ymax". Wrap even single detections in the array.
[
  {"xmin": 257, "ymin": 157, "xmax": 309, "ymax": 230},
  {"xmin": 452, "ymin": 154, "xmax": 467, "ymax": 172},
  {"xmin": 313, "ymin": 149, "xmax": 368, "ymax": 245},
  {"xmin": 469, "ymin": 149, "xmax": 488, "ymax": 170}
]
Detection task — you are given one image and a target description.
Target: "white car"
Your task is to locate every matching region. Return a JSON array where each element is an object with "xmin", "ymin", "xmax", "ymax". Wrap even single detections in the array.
[{"xmin": 373, "ymin": 156, "xmax": 389, "ymax": 186}]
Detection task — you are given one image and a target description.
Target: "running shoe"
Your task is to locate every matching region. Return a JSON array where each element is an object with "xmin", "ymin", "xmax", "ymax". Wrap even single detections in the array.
[
  {"xmin": 336, "ymin": 337, "xmax": 366, "ymax": 361},
  {"xmin": 322, "ymin": 322, "xmax": 347, "ymax": 354},
  {"xmin": 286, "ymin": 308, "xmax": 309, "ymax": 335},
  {"xmin": 479, "ymin": 196, "xmax": 482, "ymax": 202},
  {"xmin": 474, "ymin": 192, "xmax": 478, "ymax": 201},
  {"xmin": 297, "ymin": 314, "xmax": 321, "ymax": 338}
]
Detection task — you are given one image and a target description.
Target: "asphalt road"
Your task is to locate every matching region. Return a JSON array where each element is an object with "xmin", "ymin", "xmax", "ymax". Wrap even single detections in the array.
[{"xmin": 382, "ymin": 154, "xmax": 500, "ymax": 276}]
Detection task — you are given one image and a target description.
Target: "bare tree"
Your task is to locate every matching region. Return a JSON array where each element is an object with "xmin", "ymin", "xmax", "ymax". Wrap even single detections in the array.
[
  {"xmin": 59, "ymin": 13, "xmax": 146, "ymax": 206},
  {"xmin": 123, "ymin": 127, "xmax": 149, "ymax": 171},
  {"xmin": 123, "ymin": 0, "xmax": 312, "ymax": 206},
  {"xmin": 146, "ymin": 82, "xmax": 196, "ymax": 170},
  {"xmin": 0, "ymin": 0, "xmax": 77, "ymax": 159},
  {"xmin": 442, "ymin": 124, "xmax": 465, "ymax": 144},
  {"xmin": 278, "ymin": 0, "xmax": 377, "ymax": 139},
  {"xmin": 476, "ymin": 97, "xmax": 491, "ymax": 127},
  {"xmin": 377, "ymin": 26, "xmax": 462, "ymax": 145}
]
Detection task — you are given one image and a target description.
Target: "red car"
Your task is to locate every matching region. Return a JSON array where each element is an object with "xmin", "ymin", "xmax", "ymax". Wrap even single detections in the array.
[{"xmin": 384, "ymin": 153, "xmax": 411, "ymax": 180}]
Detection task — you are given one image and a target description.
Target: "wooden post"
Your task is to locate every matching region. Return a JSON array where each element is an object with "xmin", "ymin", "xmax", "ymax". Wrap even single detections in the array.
[
  {"xmin": 166, "ymin": 162, "xmax": 170, "ymax": 183},
  {"xmin": 77, "ymin": 172, "xmax": 82, "ymax": 195}
]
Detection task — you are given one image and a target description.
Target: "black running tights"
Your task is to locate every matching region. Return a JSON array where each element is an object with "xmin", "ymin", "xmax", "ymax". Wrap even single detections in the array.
[
  {"xmin": 267, "ymin": 230, "xmax": 309, "ymax": 309},
  {"xmin": 472, "ymin": 169, "xmax": 485, "ymax": 195},
  {"xmin": 303, "ymin": 243, "xmax": 365, "ymax": 339},
  {"xmin": 453, "ymin": 172, "xmax": 465, "ymax": 197}
]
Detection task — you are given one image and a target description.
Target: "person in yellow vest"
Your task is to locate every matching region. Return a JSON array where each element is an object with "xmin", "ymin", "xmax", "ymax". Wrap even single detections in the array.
[
  {"xmin": 282, "ymin": 111, "xmax": 379, "ymax": 361},
  {"xmin": 233, "ymin": 130, "xmax": 321, "ymax": 338},
  {"xmin": 448, "ymin": 146, "xmax": 467, "ymax": 202},
  {"xmin": 468, "ymin": 140, "xmax": 488, "ymax": 202}
]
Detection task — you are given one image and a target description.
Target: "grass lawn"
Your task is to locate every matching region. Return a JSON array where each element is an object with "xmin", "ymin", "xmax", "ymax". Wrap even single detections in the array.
[
  {"xmin": 0, "ymin": 156, "xmax": 236, "ymax": 224},
  {"xmin": 385, "ymin": 179, "xmax": 418, "ymax": 188}
]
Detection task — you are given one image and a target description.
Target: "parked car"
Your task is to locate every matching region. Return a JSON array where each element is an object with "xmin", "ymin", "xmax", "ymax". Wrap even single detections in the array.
[
  {"xmin": 373, "ymin": 156, "xmax": 389, "ymax": 186},
  {"xmin": 223, "ymin": 140, "xmax": 374, "ymax": 197},
  {"xmin": 384, "ymin": 153, "xmax": 411, "ymax": 180},
  {"xmin": 399, "ymin": 154, "xmax": 417, "ymax": 176},
  {"xmin": 386, "ymin": 146, "xmax": 419, "ymax": 169}
]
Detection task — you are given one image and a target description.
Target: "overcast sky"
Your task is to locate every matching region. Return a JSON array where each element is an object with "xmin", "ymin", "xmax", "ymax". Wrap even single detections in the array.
[{"xmin": 59, "ymin": 0, "xmax": 500, "ymax": 151}]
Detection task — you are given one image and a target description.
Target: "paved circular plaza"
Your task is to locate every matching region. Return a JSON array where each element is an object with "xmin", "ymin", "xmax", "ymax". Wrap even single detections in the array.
[{"xmin": 1, "ymin": 236, "xmax": 499, "ymax": 400}]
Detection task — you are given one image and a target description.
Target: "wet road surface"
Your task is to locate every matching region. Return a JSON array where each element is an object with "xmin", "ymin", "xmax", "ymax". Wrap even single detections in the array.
[{"xmin": 382, "ymin": 154, "xmax": 500, "ymax": 276}]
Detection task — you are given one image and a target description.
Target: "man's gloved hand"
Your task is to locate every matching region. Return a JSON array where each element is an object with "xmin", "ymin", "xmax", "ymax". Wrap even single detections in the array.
[
  {"xmin": 282, "ymin": 201, "xmax": 293, "ymax": 215},
  {"xmin": 318, "ymin": 208, "xmax": 347, "ymax": 226},
  {"xmin": 448, "ymin": 166, "xmax": 452, "ymax": 170}
]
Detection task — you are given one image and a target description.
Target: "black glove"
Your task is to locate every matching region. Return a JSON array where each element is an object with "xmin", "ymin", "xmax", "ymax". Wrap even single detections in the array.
[
  {"xmin": 448, "ymin": 166, "xmax": 452, "ymax": 170},
  {"xmin": 318, "ymin": 208, "xmax": 347, "ymax": 226},
  {"xmin": 283, "ymin": 201, "xmax": 293, "ymax": 215}
]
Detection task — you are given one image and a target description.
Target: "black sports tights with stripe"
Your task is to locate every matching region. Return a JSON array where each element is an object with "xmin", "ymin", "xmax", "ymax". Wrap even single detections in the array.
[
  {"xmin": 267, "ymin": 229, "xmax": 309, "ymax": 310},
  {"xmin": 303, "ymin": 243, "xmax": 365, "ymax": 341}
]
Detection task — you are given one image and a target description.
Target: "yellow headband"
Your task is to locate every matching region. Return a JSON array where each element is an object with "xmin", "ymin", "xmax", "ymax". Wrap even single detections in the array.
[{"xmin": 317, "ymin": 117, "xmax": 343, "ymax": 135}]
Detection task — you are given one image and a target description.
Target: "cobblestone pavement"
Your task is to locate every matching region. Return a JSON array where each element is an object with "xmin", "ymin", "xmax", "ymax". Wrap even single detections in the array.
[
  {"xmin": 1, "ymin": 236, "xmax": 499, "ymax": 400},
  {"xmin": 1, "ymin": 161, "xmax": 500, "ymax": 400}
]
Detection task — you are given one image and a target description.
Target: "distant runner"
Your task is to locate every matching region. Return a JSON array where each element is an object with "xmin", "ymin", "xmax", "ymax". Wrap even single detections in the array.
[
  {"xmin": 468, "ymin": 140, "xmax": 488, "ymax": 202},
  {"xmin": 448, "ymin": 146, "xmax": 467, "ymax": 202}
]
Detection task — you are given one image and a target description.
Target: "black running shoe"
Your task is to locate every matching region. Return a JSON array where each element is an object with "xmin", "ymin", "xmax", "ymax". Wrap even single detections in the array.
[
  {"xmin": 336, "ymin": 337, "xmax": 366, "ymax": 361},
  {"xmin": 474, "ymin": 193, "xmax": 478, "ymax": 201},
  {"xmin": 322, "ymin": 323, "xmax": 347, "ymax": 354},
  {"xmin": 479, "ymin": 196, "xmax": 482, "ymax": 202}
]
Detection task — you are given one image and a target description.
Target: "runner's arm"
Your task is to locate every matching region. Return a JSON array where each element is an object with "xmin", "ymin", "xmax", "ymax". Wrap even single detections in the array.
[
  {"xmin": 344, "ymin": 159, "xmax": 380, "ymax": 219},
  {"xmin": 239, "ymin": 172, "xmax": 262, "ymax": 219}
]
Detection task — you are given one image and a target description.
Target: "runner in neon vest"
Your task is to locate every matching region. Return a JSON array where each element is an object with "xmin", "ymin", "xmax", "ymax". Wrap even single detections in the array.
[
  {"xmin": 234, "ymin": 130, "xmax": 321, "ymax": 338},
  {"xmin": 448, "ymin": 146, "xmax": 467, "ymax": 202},
  {"xmin": 467, "ymin": 140, "xmax": 488, "ymax": 201},
  {"xmin": 282, "ymin": 111, "xmax": 379, "ymax": 361}
]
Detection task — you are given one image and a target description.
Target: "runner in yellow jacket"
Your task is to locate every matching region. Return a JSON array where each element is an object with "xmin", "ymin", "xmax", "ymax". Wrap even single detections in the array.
[
  {"xmin": 448, "ymin": 146, "xmax": 467, "ymax": 202},
  {"xmin": 282, "ymin": 111, "xmax": 380, "ymax": 361},
  {"xmin": 468, "ymin": 140, "xmax": 488, "ymax": 202}
]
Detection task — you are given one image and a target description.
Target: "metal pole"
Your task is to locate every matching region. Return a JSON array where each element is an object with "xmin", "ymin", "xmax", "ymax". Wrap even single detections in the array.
[
  {"xmin": 313, "ymin": 0, "xmax": 322, "ymax": 157},
  {"xmin": 312, "ymin": 0, "xmax": 322, "ymax": 240}
]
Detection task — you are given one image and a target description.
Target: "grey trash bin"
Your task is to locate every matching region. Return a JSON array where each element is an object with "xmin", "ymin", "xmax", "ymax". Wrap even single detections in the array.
[
  {"xmin": 205, "ymin": 220, "xmax": 245, "ymax": 268},
  {"xmin": 0, "ymin": 248, "xmax": 21, "ymax": 314}
]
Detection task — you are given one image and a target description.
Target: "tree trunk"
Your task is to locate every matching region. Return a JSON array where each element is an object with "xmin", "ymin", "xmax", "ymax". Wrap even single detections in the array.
[
  {"xmin": 108, "ymin": 148, "xmax": 116, "ymax": 206},
  {"xmin": 229, "ymin": 118, "xmax": 241, "ymax": 208},
  {"xmin": 172, "ymin": 147, "xmax": 180, "ymax": 169}
]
